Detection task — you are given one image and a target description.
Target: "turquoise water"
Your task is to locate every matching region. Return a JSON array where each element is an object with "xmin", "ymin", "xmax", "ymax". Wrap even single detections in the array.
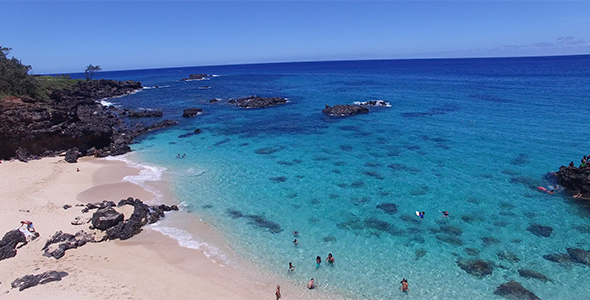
[{"xmin": 93, "ymin": 56, "xmax": 590, "ymax": 299}]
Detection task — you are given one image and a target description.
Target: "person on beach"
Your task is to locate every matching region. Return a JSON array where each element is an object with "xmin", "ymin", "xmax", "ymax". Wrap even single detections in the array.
[
  {"xmin": 275, "ymin": 285, "xmax": 281, "ymax": 300},
  {"xmin": 293, "ymin": 238, "xmax": 298, "ymax": 245},
  {"xmin": 76, "ymin": 168, "xmax": 80, "ymax": 172},
  {"xmin": 326, "ymin": 253, "xmax": 335, "ymax": 264},
  {"xmin": 20, "ymin": 220, "xmax": 35, "ymax": 232},
  {"xmin": 316, "ymin": 256, "xmax": 322, "ymax": 268},
  {"xmin": 400, "ymin": 278, "xmax": 409, "ymax": 292},
  {"xmin": 289, "ymin": 262, "xmax": 296, "ymax": 272},
  {"xmin": 307, "ymin": 278, "xmax": 316, "ymax": 290}
]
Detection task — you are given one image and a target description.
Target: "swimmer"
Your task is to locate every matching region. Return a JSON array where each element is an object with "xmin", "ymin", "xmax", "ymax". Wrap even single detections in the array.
[
  {"xmin": 440, "ymin": 210, "xmax": 449, "ymax": 217},
  {"xmin": 418, "ymin": 211, "xmax": 425, "ymax": 219},
  {"xmin": 326, "ymin": 253, "xmax": 335, "ymax": 264},
  {"xmin": 307, "ymin": 278, "xmax": 316, "ymax": 290},
  {"xmin": 289, "ymin": 262, "xmax": 296, "ymax": 272},
  {"xmin": 275, "ymin": 285, "xmax": 281, "ymax": 300},
  {"xmin": 182, "ymin": 154, "xmax": 186, "ymax": 158},
  {"xmin": 316, "ymin": 256, "xmax": 322, "ymax": 268},
  {"xmin": 400, "ymin": 278, "xmax": 409, "ymax": 292},
  {"xmin": 293, "ymin": 231, "xmax": 299, "ymax": 237},
  {"xmin": 177, "ymin": 154, "xmax": 181, "ymax": 158},
  {"xmin": 293, "ymin": 239, "xmax": 298, "ymax": 245}
]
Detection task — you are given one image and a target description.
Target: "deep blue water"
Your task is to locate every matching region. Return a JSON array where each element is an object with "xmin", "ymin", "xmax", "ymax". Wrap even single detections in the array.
[{"xmin": 89, "ymin": 56, "xmax": 589, "ymax": 299}]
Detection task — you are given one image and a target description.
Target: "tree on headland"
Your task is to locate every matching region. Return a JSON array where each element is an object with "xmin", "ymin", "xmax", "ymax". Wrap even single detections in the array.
[
  {"xmin": 84, "ymin": 64, "xmax": 102, "ymax": 81},
  {"xmin": 0, "ymin": 46, "xmax": 42, "ymax": 99}
]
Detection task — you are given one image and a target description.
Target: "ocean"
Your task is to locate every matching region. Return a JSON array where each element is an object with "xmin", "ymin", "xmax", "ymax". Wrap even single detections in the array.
[{"xmin": 84, "ymin": 56, "xmax": 590, "ymax": 299}]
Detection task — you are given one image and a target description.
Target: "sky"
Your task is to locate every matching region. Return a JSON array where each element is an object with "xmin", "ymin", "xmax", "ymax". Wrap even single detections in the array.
[{"xmin": 2, "ymin": 1, "xmax": 590, "ymax": 74}]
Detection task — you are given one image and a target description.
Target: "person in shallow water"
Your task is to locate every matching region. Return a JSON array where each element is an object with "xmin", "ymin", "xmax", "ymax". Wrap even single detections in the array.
[
  {"xmin": 441, "ymin": 210, "xmax": 449, "ymax": 217},
  {"xmin": 293, "ymin": 238, "xmax": 298, "ymax": 245},
  {"xmin": 307, "ymin": 278, "xmax": 316, "ymax": 290},
  {"xmin": 326, "ymin": 253, "xmax": 335, "ymax": 264},
  {"xmin": 316, "ymin": 256, "xmax": 322, "ymax": 267},
  {"xmin": 400, "ymin": 278, "xmax": 409, "ymax": 292},
  {"xmin": 418, "ymin": 211, "xmax": 425, "ymax": 219},
  {"xmin": 289, "ymin": 262, "xmax": 296, "ymax": 272}
]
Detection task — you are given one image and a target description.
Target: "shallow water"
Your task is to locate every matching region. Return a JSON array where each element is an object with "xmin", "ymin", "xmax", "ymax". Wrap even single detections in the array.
[{"xmin": 92, "ymin": 56, "xmax": 590, "ymax": 299}]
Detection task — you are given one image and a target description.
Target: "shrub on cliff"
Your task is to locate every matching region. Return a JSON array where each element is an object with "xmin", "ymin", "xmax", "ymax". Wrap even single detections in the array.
[{"xmin": 0, "ymin": 46, "xmax": 45, "ymax": 100}]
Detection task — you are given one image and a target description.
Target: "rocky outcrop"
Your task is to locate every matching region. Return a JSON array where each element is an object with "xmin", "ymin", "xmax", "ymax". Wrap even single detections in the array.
[
  {"xmin": 0, "ymin": 79, "xmax": 177, "ymax": 160},
  {"xmin": 494, "ymin": 281, "xmax": 541, "ymax": 300},
  {"xmin": 555, "ymin": 165, "xmax": 590, "ymax": 200},
  {"xmin": 182, "ymin": 107, "xmax": 203, "ymax": 117},
  {"xmin": 180, "ymin": 74, "xmax": 209, "ymax": 81},
  {"xmin": 322, "ymin": 104, "xmax": 369, "ymax": 117},
  {"xmin": 64, "ymin": 147, "xmax": 83, "ymax": 163},
  {"xmin": 91, "ymin": 207, "xmax": 124, "ymax": 230},
  {"xmin": 0, "ymin": 230, "xmax": 27, "ymax": 261},
  {"xmin": 105, "ymin": 197, "xmax": 178, "ymax": 240},
  {"xmin": 11, "ymin": 271, "xmax": 68, "ymax": 291},
  {"xmin": 42, "ymin": 230, "xmax": 99, "ymax": 259},
  {"xmin": 456, "ymin": 258, "xmax": 492, "ymax": 277},
  {"xmin": 228, "ymin": 95, "xmax": 288, "ymax": 109}
]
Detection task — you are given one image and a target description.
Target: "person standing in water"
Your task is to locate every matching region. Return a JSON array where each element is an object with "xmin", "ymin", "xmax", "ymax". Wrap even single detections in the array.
[
  {"xmin": 326, "ymin": 253, "xmax": 335, "ymax": 264},
  {"xmin": 288, "ymin": 262, "xmax": 296, "ymax": 272},
  {"xmin": 316, "ymin": 256, "xmax": 322, "ymax": 268},
  {"xmin": 400, "ymin": 278, "xmax": 409, "ymax": 292}
]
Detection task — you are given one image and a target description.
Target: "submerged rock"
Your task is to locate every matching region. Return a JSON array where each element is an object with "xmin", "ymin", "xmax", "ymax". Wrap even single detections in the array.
[
  {"xmin": 494, "ymin": 281, "xmax": 541, "ymax": 300},
  {"xmin": 464, "ymin": 248, "xmax": 480, "ymax": 256},
  {"xmin": 415, "ymin": 248, "xmax": 427, "ymax": 260},
  {"xmin": 518, "ymin": 269, "xmax": 551, "ymax": 282},
  {"xmin": 436, "ymin": 235, "xmax": 463, "ymax": 246},
  {"xmin": 481, "ymin": 236, "xmax": 501, "ymax": 246},
  {"xmin": 527, "ymin": 223, "xmax": 553, "ymax": 237},
  {"xmin": 542, "ymin": 253, "xmax": 571, "ymax": 264},
  {"xmin": 457, "ymin": 258, "xmax": 492, "ymax": 278},
  {"xmin": 246, "ymin": 215, "xmax": 283, "ymax": 234},
  {"xmin": 497, "ymin": 250, "xmax": 520, "ymax": 263},
  {"xmin": 566, "ymin": 247, "xmax": 590, "ymax": 266},
  {"xmin": 376, "ymin": 203, "xmax": 398, "ymax": 214}
]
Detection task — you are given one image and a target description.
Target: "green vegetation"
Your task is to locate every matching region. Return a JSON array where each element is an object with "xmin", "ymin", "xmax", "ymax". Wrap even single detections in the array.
[
  {"xmin": 84, "ymin": 64, "xmax": 101, "ymax": 81},
  {"xmin": 0, "ymin": 46, "xmax": 80, "ymax": 101}
]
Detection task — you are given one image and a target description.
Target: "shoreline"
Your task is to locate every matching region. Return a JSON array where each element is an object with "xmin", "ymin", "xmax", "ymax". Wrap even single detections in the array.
[{"xmin": 0, "ymin": 156, "xmax": 329, "ymax": 299}]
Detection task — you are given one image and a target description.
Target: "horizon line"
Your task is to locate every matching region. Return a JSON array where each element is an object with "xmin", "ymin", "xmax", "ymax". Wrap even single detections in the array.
[{"xmin": 41, "ymin": 53, "xmax": 590, "ymax": 75}]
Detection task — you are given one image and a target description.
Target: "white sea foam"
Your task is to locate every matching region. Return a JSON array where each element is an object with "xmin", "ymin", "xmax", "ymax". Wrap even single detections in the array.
[
  {"xmin": 148, "ymin": 223, "xmax": 230, "ymax": 266},
  {"xmin": 353, "ymin": 99, "xmax": 391, "ymax": 107},
  {"xmin": 104, "ymin": 154, "xmax": 166, "ymax": 203},
  {"xmin": 100, "ymin": 99, "xmax": 115, "ymax": 107}
]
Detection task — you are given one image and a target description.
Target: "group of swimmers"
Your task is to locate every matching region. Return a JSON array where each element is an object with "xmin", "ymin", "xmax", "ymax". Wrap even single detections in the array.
[{"xmin": 176, "ymin": 154, "xmax": 186, "ymax": 158}]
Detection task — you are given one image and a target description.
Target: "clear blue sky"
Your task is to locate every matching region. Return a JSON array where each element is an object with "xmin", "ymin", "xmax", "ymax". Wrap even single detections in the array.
[{"xmin": 2, "ymin": 1, "xmax": 589, "ymax": 74}]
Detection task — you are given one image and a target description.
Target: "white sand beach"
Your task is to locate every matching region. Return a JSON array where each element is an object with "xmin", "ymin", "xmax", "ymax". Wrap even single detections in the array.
[{"xmin": 0, "ymin": 156, "xmax": 322, "ymax": 300}]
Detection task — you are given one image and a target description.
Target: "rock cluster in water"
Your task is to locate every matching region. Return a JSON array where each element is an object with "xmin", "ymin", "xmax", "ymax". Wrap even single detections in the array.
[
  {"xmin": 555, "ymin": 164, "xmax": 590, "ymax": 200},
  {"xmin": 322, "ymin": 104, "xmax": 369, "ymax": 117},
  {"xmin": 180, "ymin": 74, "xmax": 210, "ymax": 81},
  {"xmin": 228, "ymin": 95, "xmax": 288, "ymax": 109},
  {"xmin": 0, "ymin": 79, "xmax": 178, "ymax": 161}
]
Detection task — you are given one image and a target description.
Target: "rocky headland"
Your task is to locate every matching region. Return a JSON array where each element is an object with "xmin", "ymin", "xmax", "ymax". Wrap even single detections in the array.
[{"xmin": 0, "ymin": 79, "xmax": 177, "ymax": 161}]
